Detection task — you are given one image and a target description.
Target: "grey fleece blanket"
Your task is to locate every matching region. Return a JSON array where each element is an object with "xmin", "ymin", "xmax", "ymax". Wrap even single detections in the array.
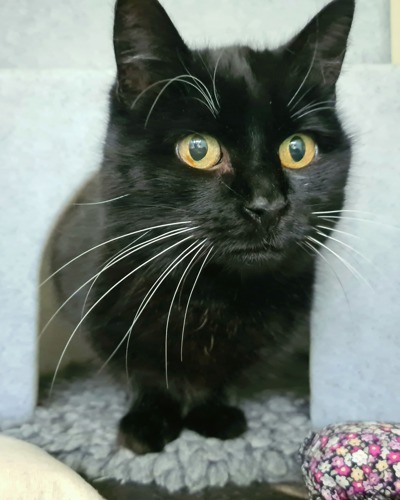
[{"xmin": 0, "ymin": 373, "xmax": 309, "ymax": 493}]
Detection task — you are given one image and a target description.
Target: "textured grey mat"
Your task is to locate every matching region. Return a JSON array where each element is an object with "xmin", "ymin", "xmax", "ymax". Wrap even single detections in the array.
[{"xmin": 1, "ymin": 374, "xmax": 309, "ymax": 493}]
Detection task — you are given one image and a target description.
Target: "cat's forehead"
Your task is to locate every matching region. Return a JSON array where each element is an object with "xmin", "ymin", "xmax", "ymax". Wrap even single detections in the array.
[{"xmin": 198, "ymin": 46, "xmax": 257, "ymax": 88}]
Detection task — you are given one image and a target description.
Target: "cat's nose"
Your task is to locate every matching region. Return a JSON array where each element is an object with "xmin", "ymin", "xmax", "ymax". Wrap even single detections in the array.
[{"xmin": 243, "ymin": 196, "xmax": 287, "ymax": 225}]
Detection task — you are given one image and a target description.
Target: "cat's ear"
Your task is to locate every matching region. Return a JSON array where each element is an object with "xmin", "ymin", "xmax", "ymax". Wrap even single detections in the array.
[
  {"xmin": 113, "ymin": 0, "xmax": 189, "ymax": 103},
  {"xmin": 285, "ymin": 0, "xmax": 355, "ymax": 87}
]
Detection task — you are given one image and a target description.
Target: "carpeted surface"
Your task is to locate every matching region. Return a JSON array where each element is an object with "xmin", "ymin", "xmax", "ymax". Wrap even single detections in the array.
[
  {"xmin": 0, "ymin": 372, "xmax": 309, "ymax": 494},
  {"xmin": 90, "ymin": 477, "xmax": 308, "ymax": 499}
]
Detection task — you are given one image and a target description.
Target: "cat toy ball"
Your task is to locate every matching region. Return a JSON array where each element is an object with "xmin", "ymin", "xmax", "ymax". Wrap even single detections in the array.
[{"xmin": 300, "ymin": 422, "xmax": 400, "ymax": 499}]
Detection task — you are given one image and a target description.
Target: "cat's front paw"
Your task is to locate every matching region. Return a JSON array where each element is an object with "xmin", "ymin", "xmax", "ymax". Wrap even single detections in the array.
[
  {"xmin": 118, "ymin": 407, "xmax": 183, "ymax": 454},
  {"xmin": 184, "ymin": 404, "xmax": 247, "ymax": 440}
]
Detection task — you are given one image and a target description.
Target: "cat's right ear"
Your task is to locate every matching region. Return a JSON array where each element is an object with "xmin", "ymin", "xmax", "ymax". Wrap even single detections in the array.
[{"xmin": 113, "ymin": 0, "xmax": 189, "ymax": 104}]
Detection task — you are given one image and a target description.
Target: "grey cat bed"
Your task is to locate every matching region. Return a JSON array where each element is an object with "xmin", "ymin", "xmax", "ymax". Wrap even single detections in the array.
[{"xmin": 0, "ymin": 372, "xmax": 309, "ymax": 493}]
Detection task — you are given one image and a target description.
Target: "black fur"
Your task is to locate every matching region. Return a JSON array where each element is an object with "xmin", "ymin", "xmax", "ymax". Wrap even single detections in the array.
[{"xmin": 53, "ymin": 0, "xmax": 354, "ymax": 454}]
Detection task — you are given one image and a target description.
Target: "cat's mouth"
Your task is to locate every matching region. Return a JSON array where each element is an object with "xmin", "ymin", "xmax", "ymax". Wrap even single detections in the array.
[
  {"xmin": 227, "ymin": 242, "xmax": 282, "ymax": 260},
  {"xmin": 214, "ymin": 235, "xmax": 291, "ymax": 269},
  {"xmin": 230, "ymin": 245, "xmax": 279, "ymax": 254}
]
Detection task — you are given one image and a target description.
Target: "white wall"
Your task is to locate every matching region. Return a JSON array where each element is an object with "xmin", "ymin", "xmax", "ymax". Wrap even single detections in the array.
[
  {"xmin": 1, "ymin": 0, "xmax": 399, "ymax": 429},
  {"xmin": 0, "ymin": 0, "xmax": 391, "ymax": 69}
]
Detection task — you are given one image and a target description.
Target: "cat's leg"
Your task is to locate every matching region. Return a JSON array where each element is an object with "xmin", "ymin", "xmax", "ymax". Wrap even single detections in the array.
[
  {"xmin": 184, "ymin": 393, "xmax": 247, "ymax": 440},
  {"xmin": 118, "ymin": 388, "xmax": 183, "ymax": 454}
]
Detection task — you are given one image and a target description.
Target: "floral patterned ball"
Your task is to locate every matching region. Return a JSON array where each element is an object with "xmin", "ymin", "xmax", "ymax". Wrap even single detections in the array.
[{"xmin": 300, "ymin": 422, "xmax": 400, "ymax": 499}]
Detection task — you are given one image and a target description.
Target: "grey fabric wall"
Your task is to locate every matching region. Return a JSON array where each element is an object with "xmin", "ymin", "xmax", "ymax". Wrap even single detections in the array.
[
  {"xmin": 1, "ymin": 0, "xmax": 399, "ymax": 428},
  {"xmin": 0, "ymin": 0, "xmax": 391, "ymax": 69}
]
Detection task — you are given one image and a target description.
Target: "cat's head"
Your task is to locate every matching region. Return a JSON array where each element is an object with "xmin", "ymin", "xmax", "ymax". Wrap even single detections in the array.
[{"xmin": 103, "ymin": 0, "xmax": 354, "ymax": 274}]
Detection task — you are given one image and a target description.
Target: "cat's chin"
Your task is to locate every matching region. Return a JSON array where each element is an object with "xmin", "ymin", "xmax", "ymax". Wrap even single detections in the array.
[
  {"xmin": 217, "ymin": 239, "xmax": 310, "ymax": 273},
  {"xmin": 222, "ymin": 247, "xmax": 285, "ymax": 271}
]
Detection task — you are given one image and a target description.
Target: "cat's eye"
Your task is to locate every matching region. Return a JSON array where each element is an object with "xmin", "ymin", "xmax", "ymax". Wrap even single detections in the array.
[
  {"xmin": 279, "ymin": 134, "xmax": 317, "ymax": 169},
  {"xmin": 177, "ymin": 134, "xmax": 222, "ymax": 170}
]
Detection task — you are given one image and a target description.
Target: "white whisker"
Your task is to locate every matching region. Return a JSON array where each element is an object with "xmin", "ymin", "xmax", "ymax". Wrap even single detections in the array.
[
  {"xmin": 290, "ymin": 86, "xmax": 314, "ymax": 113},
  {"xmin": 163, "ymin": 241, "xmax": 207, "ymax": 387},
  {"xmin": 197, "ymin": 51, "xmax": 214, "ymax": 84},
  {"xmin": 74, "ymin": 195, "xmax": 130, "ymax": 206},
  {"xmin": 212, "ymin": 52, "xmax": 223, "ymax": 108},
  {"xmin": 297, "ymin": 241, "xmax": 314, "ymax": 257},
  {"xmin": 301, "ymin": 240, "xmax": 353, "ymax": 317},
  {"xmin": 81, "ymin": 231, "xmax": 149, "ymax": 318},
  {"xmin": 288, "ymin": 34, "xmax": 318, "ymax": 109},
  {"xmin": 41, "ymin": 275, "xmax": 94, "ymax": 340},
  {"xmin": 145, "ymin": 75, "xmax": 217, "ymax": 127},
  {"xmin": 180, "ymin": 65, "xmax": 217, "ymax": 112},
  {"xmin": 49, "ymin": 233, "xmax": 196, "ymax": 394},
  {"xmin": 40, "ymin": 221, "xmax": 191, "ymax": 286},
  {"xmin": 316, "ymin": 229, "xmax": 374, "ymax": 267},
  {"xmin": 292, "ymin": 100, "xmax": 335, "ymax": 118},
  {"xmin": 191, "ymin": 96, "xmax": 217, "ymax": 114},
  {"xmin": 294, "ymin": 106, "xmax": 336, "ymax": 120},
  {"xmin": 102, "ymin": 232, "xmax": 149, "ymax": 268},
  {"xmin": 123, "ymin": 240, "xmax": 203, "ymax": 381},
  {"xmin": 318, "ymin": 215, "xmax": 400, "ymax": 231},
  {"xmin": 130, "ymin": 77, "xmax": 175, "ymax": 110},
  {"xmin": 177, "ymin": 247, "xmax": 207, "ymax": 307},
  {"xmin": 131, "ymin": 74, "xmax": 216, "ymax": 117},
  {"xmin": 41, "ymin": 227, "xmax": 192, "ymax": 338},
  {"xmin": 313, "ymin": 209, "xmax": 378, "ymax": 216},
  {"xmin": 307, "ymin": 236, "xmax": 372, "ymax": 289},
  {"xmin": 181, "ymin": 246, "xmax": 213, "ymax": 362},
  {"xmin": 316, "ymin": 225, "xmax": 361, "ymax": 240},
  {"xmin": 102, "ymin": 240, "xmax": 203, "ymax": 382}
]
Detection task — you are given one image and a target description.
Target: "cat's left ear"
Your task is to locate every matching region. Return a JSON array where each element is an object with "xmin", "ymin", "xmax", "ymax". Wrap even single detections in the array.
[
  {"xmin": 113, "ymin": 0, "xmax": 190, "ymax": 104},
  {"xmin": 285, "ymin": 0, "xmax": 355, "ymax": 87}
]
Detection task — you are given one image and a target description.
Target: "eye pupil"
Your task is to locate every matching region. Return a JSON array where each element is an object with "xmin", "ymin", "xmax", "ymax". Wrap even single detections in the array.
[
  {"xmin": 189, "ymin": 135, "xmax": 208, "ymax": 162},
  {"xmin": 289, "ymin": 136, "xmax": 306, "ymax": 162}
]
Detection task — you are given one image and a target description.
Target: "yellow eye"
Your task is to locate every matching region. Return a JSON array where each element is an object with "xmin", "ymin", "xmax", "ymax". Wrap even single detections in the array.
[
  {"xmin": 177, "ymin": 134, "xmax": 222, "ymax": 170},
  {"xmin": 279, "ymin": 134, "xmax": 317, "ymax": 169}
]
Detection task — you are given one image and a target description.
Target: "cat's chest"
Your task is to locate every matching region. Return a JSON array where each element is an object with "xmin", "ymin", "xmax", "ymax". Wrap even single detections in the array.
[
  {"xmin": 89, "ymin": 264, "xmax": 311, "ymax": 383},
  {"xmin": 153, "ymin": 289, "xmax": 308, "ymax": 389},
  {"xmin": 151, "ymin": 280, "xmax": 303, "ymax": 356}
]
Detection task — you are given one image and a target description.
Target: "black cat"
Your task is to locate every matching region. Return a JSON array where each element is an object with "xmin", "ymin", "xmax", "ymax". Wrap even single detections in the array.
[{"xmin": 51, "ymin": 0, "xmax": 354, "ymax": 454}]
